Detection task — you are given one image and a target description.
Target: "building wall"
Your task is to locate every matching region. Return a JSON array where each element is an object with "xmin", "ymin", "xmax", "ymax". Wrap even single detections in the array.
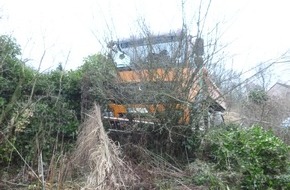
[{"xmin": 267, "ymin": 83, "xmax": 290, "ymax": 100}]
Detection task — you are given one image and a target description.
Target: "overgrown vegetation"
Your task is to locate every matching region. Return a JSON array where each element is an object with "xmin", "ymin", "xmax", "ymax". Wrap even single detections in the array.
[
  {"xmin": 0, "ymin": 35, "xmax": 113, "ymax": 188},
  {"xmin": 1, "ymin": 19, "xmax": 290, "ymax": 190},
  {"xmin": 73, "ymin": 104, "xmax": 137, "ymax": 189},
  {"xmin": 197, "ymin": 125, "xmax": 290, "ymax": 189}
]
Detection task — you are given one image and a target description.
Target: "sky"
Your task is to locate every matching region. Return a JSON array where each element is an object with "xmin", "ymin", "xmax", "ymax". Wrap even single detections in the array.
[{"xmin": 0, "ymin": 0, "xmax": 289, "ymax": 85}]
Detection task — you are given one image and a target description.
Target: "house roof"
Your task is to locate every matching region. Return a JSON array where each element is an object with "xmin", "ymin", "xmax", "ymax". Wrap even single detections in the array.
[
  {"xmin": 276, "ymin": 82, "xmax": 290, "ymax": 89},
  {"xmin": 268, "ymin": 82, "xmax": 290, "ymax": 92}
]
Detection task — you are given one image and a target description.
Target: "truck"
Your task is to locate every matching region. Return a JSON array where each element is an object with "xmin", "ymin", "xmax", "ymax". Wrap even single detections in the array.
[{"xmin": 104, "ymin": 31, "xmax": 226, "ymax": 128}]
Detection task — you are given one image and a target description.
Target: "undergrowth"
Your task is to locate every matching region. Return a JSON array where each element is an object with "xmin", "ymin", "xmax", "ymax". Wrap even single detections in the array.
[{"xmin": 194, "ymin": 124, "xmax": 290, "ymax": 189}]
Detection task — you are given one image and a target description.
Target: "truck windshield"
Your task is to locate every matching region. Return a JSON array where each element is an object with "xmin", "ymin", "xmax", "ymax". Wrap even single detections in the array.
[{"xmin": 115, "ymin": 32, "xmax": 191, "ymax": 68}]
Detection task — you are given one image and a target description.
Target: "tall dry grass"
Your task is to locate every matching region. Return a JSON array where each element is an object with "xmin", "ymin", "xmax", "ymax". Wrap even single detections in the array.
[{"xmin": 73, "ymin": 104, "xmax": 137, "ymax": 190}]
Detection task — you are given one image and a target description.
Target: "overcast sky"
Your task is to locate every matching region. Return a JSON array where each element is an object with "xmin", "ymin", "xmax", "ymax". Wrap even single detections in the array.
[{"xmin": 0, "ymin": 0, "xmax": 289, "ymax": 84}]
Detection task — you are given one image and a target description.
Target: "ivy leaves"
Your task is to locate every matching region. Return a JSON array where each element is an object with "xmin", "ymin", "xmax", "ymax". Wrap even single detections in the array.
[{"xmin": 201, "ymin": 125, "xmax": 290, "ymax": 189}]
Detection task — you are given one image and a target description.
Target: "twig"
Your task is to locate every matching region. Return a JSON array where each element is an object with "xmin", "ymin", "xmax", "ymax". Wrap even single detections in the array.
[
  {"xmin": 55, "ymin": 51, "xmax": 70, "ymax": 106},
  {"xmin": 1, "ymin": 180, "xmax": 29, "ymax": 187},
  {"xmin": 38, "ymin": 151, "xmax": 45, "ymax": 190},
  {"xmin": 29, "ymin": 50, "xmax": 46, "ymax": 103},
  {"xmin": 176, "ymin": 179, "xmax": 192, "ymax": 190}
]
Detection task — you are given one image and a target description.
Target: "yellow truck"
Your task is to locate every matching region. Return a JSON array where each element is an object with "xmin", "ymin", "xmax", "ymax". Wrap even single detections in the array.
[{"xmin": 105, "ymin": 31, "xmax": 226, "ymax": 127}]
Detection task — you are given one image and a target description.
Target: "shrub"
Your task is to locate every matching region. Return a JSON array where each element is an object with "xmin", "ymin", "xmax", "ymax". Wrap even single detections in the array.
[
  {"xmin": 248, "ymin": 89, "xmax": 268, "ymax": 105},
  {"xmin": 199, "ymin": 125, "xmax": 290, "ymax": 189}
]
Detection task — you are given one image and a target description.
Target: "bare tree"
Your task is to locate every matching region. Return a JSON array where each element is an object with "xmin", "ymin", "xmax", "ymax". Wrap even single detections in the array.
[
  {"xmin": 239, "ymin": 64, "xmax": 290, "ymax": 143},
  {"xmin": 106, "ymin": 27, "xmax": 227, "ymax": 129}
]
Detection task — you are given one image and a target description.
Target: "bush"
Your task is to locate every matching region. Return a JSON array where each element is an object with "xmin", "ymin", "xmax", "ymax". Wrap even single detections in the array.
[
  {"xmin": 199, "ymin": 125, "xmax": 290, "ymax": 189},
  {"xmin": 248, "ymin": 89, "xmax": 268, "ymax": 105}
]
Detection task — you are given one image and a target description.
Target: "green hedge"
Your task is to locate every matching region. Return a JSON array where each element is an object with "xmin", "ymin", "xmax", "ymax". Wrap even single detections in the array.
[{"xmin": 199, "ymin": 125, "xmax": 290, "ymax": 189}]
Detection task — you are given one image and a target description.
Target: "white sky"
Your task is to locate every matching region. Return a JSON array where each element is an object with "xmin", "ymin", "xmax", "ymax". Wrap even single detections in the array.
[{"xmin": 0, "ymin": 0, "xmax": 289, "ymax": 84}]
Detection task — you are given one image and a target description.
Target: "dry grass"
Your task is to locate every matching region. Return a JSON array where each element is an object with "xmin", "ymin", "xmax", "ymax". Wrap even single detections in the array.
[
  {"xmin": 223, "ymin": 111, "xmax": 242, "ymax": 124},
  {"xmin": 123, "ymin": 144, "xmax": 202, "ymax": 189},
  {"xmin": 72, "ymin": 104, "xmax": 138, "ymax": 190}
]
